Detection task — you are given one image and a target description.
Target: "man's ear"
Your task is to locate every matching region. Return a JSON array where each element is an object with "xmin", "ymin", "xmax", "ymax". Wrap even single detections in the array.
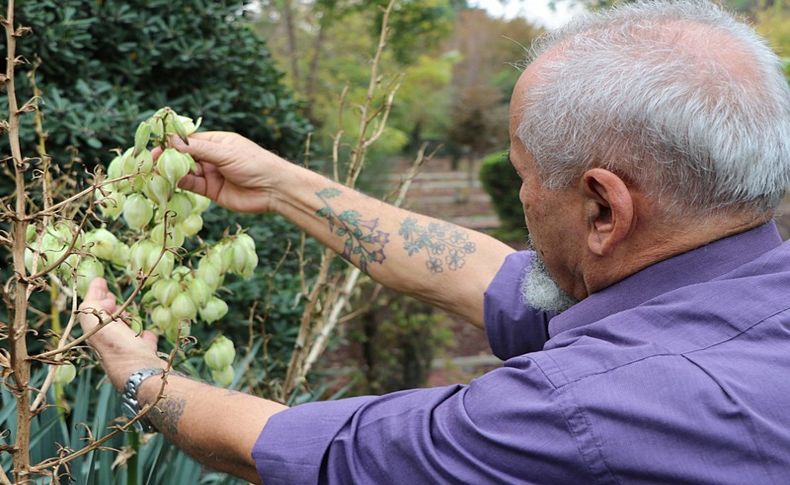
[{"xmin": 580, "ymin": 168, "xmax": 634, "ymax": 256}]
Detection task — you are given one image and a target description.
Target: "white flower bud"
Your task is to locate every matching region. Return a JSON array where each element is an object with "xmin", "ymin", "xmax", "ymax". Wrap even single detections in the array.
[
  {"xmin": 166, "ymin": 192, "xmax": 193, "ymax": 222},
  {"xmin": 165, "ymin": 320, "xmax": 191, "ymax": 343},
  {"xmin": 179, "ymin": 213, "xmax": 203, "ymax": 237},
  {"xmin": 133, "ymin": 121, "xmax": 152, "ymax": 157},
  {"xmin": 96, "ymin": 188, "xmax": 126, "ymax": 219},
  {"xmin": 76, "ymin": 257, "xmax": 105, "ymax": 298},
  {"xmin": 150, "ymin": 306, "xmax": 174, "ymax": 330},
  {"xmin": 157, "ymin": 148, "xmax": 190, "ymax": 186},
  {"xmin": 151, "ymin": 222, "xmax": 185, "ymax": 248},
  {"xmin": 188, "ymin": 193, "xmax": 212, "ymax": 213},
  {"xmin": 211, "ymin": 365, "xmax": 234, "ymax": 387},
  {"xmin": 144, "ymin": 174, "xmax": 172, "ymax": 206},
  {"xmin": 199, "ymin": 296, "xmax": 228, "ymax": 324},
  {"xmin": 54, "ymin": 363, "xmax": 77, "ymax": 385},
  {"xmin": 187, "ymin": 278, "xmax": 211, "ymax": 308},
  {"xmin": 110, "ymin": 242, "xmax": 130, "ymax": 268},
  {"xmin": 204, "ymin": 336, "xmax": 235, "ymax": 371},
  {"xmin": 171, "ymin": 293, "xmax": 197, "ymax": 321},
  {"xmin": 152, "ymin": 279, "xmax": 180, "ymax": 306},
  {"xmin": 84, "ymin": 228, "xmax": 119, "ymax": 261},
  {"xmin": 123, "ymin": 194, "xmax": 153, "ymax": 230},
  {"xmin": 197, "ymin": 258, "xmax": 223, "ymax": 290}
]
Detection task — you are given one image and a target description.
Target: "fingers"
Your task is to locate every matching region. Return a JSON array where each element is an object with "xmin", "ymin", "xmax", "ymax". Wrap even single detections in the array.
[
  {"xmin": 170, "ymin": 136, "xmax": 232, "ymax": 167},
  {"xmin": 178, "ymin": 173, "xmax": 207, "ymax": 195}
]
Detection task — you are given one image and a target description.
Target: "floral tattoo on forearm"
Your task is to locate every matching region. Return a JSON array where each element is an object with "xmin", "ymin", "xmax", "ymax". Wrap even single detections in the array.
[
  {"xmin": 315, "ymin": 188, "xmax": 390, "ymax": 272},
  {"xmin": 399, "ymin": 217, "xmax": 476, "ymax": 273}
]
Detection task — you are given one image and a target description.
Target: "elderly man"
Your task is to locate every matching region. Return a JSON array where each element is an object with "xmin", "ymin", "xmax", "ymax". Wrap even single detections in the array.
[{"xmin": 79, "ymin": 1, "xmax": 790, "ymax": 483}]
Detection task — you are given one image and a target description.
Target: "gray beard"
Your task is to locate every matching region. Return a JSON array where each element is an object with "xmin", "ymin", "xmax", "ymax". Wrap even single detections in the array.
[{"xmin": 521, "ymin": 238, "xmax": 579, "ymax": 313}]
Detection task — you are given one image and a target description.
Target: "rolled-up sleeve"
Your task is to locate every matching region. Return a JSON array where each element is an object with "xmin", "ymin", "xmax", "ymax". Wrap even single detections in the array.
[
  {"xmin": 252, "ymin": 359, "xmax": 587, "ymax": 484},
  {"xmin": 484, "ymin": 251, "xmax": 552, "ymax": 359}
]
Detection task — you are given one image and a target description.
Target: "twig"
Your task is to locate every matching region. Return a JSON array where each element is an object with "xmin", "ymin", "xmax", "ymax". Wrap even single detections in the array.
[
  {"xmin": 29, "ymin": 278, "xmax": 79, "ymax": 413},
  {"xmin": 299, "ymin": 144, "xmax": 428, "ymax": 380}
]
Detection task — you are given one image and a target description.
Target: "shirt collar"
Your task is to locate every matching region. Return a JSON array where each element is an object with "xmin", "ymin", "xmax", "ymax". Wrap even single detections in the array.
[{"xmin": 548, "ymin": 220, "xmax": 783, "ymax": 338}]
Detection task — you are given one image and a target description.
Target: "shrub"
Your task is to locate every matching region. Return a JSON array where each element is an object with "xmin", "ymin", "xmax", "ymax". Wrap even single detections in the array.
[{"xmin": 479, "ymin": 149, "xmax": 527, "ymax": 240}]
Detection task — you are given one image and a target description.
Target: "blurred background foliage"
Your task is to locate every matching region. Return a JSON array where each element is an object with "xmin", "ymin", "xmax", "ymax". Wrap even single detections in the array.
[{"xmin": 3, "ymin": 0, "xmax": 789, "ymax": 483}]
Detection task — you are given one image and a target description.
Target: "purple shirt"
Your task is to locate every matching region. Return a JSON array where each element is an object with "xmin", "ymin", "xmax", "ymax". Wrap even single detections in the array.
[{"xmin": 253, "ymin": 221, "xmax": 790, "ymax": 483}]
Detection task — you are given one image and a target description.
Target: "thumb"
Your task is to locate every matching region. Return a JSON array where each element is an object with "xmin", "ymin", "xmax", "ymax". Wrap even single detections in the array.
[{"xmin": 141, "ymin": 330, "xmax": 159, "ymax": 351}]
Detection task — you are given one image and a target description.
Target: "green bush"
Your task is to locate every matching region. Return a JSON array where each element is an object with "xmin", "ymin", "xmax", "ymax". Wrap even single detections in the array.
[
  {"xmin": 479, "ymin": 150, "xmax": 527, "ymax": 240},
  {"xmin": 4, "ymin": 0, "xmax": 310, "ymax": 169}
]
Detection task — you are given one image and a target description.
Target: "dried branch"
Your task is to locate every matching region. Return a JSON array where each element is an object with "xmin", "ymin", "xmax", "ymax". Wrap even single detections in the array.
[
  {"xmin": 4, "ymin": 0, "xmax": 34, "ymax": 479},
  {"xmin": 299, "ymin": 144, "xmax": 428, "ymax": 380}
]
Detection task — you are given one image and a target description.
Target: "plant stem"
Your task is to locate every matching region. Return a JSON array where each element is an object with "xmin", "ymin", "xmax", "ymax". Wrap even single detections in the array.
[{"xmin": 4, "ymin": 0, "xmax": 33, "ymax": 481}]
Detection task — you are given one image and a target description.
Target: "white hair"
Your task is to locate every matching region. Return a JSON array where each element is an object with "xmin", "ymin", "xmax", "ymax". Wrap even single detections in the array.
[{"xmin": 517, "ymin": 0, "xmax": 790, "ymax": 215}]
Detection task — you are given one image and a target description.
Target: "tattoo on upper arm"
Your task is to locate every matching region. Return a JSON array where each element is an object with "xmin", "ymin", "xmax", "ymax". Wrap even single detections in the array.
[
  {"xmin": 315, "ymin": 188, "xmax": 390, "ymax": 272},
  {"xmin": 399, "ymin": 217, "xmax": 477, "ymax": 273},
  {"xmin": 150, "ymin": 397, "xmax": 186, "ymax": 437}
]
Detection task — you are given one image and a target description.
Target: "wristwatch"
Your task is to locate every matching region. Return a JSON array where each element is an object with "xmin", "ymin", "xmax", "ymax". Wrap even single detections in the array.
[{"xmin": 121, "ymin": 368, "xmax": 164, "ymax": 433}]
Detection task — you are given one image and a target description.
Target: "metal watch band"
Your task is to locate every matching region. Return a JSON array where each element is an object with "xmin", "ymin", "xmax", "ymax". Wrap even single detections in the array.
[{"xmin": 121, "ymin": 367, "xmax": 164, "ymax": 433}]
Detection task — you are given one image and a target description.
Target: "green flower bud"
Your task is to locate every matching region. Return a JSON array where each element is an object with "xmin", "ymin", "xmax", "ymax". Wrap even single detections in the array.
[
  {"xmin": 204, "ymin": 336, "xmax": 235, "ymax": 371},
  {"xmin": 239, "ymin": 252, "xmax": 258, "ymax": 279},
  {"xmin": 189, "ymin": 193, "xmax": 212, "ymax": 213},
  {"xmin": 133, "ymin": 121, "xmax": 152, "ymax": 157},
  {"xmin": 235, "ymin": 233, "xmax": 256, "ymax": 252},
  {"xmin": 172, "ymin": 265, "xmax": 192, "ymax": 279},
  {"xmin": 152, "ymin": 278, "xmax": 180, "ymax": 306},
  {"xmin": 196, "ymin": 258, "xmax": 223, "ymax": 290},
  {"xmin": 211, "ymin": 365, "xmax": 234, "ymax": 387},
  {"xmin": 129, "ymin": 239, "xmax": 157, "ymax": 274},
  {"xmin": 123, "ymin": 194, "xmax": 153, "ymax": 230},
  {"xmin": 166, "ymin": 192, "xmax": 193, "ymax": 222},
  {"xmin": 54, "ymin": 363, "xmax": 77, "ymax": 385},
  {"xmin": 171, "ymin": 293, "xmax": 197, "ymax": 321},
  {"xmin": 157, "ymin": 148, "xmax": 190, "ymax": 186},
  {"xmin": 144, "ymin": 174, "xmax": 172, "ymax": 207},
  {"xmin": 26, "ymin": 225, "xmax": 36, "ymax": 243},
  {"xmin": 150, "ymin": 306, "xmax": 174, "ymax": 330},
  {"xmin": 168, "ymin": 114, "xmax": 190, "ymax": 142},
  {"xmin": 110, "ymin": 242, "xmax": 130, "ymax": 268},
  {"xmin": 148, "ymin": 250, "xmax": 175, "ymax": 282},
  {"xmin": 84, "ymin": 228, "xmax": 119, "ymax": 261},
  {"xmin": 230, "ymin": 235, "xmax": 258, "ymax": 278},
  {"xmin": 179, "ymin": 213, "xmax": 203, "ymax": 237},
  {"xmin": 199, "ymin": 296, "xmax": 228, "ymax": 324},
  {"xmin": 96, "ymin": 188, "xmax": 126, "ymax": 219},
  {"xmin": 151, "ymin": 222, "xmax": 185, "ymax": 248},
  {"xmin": 107, "ymin": 154, "xmax": 123, "ymax": 179},
  {"xmin": 120, "ymin": 148, "xmax": 137, "ymax": 176},
  {"xmin": 165, "ymin": 320, "xmax": 191, "ymax": 343},
  {"xmin": 187, "ymin": 278, "xmax": 211, "ymax": 308},
  {"xmin": 76, "ymin": 257, "xmax": 105, "ymax": 298}
]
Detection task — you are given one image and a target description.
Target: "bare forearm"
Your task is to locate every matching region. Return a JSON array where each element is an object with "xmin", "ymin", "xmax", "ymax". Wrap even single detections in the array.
[
  {"xmin": 139, "ymin": 375, "xmax": 287, "ymax": 484},
  {"xmin": 270, "ymin": 164, "xmax": 515, "ymax": 326}
]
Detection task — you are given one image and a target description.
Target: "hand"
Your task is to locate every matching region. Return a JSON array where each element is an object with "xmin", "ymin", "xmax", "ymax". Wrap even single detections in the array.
[
  {"xmin": 168, "ymin": 132, "xmax": 292, "ymax": 213},
  {"xmin": 78, "ymin": 278, "xmax": 166, "ymax": 390}
]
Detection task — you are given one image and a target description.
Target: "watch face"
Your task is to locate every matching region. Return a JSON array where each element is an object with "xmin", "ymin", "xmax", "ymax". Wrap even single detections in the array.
[{"xmin": 121, "ymin": 400, "xmax": 138, "ymax": 419}]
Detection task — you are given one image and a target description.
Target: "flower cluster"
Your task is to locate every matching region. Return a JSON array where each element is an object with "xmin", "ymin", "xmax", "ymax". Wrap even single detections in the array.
[{"xmin": 25, "ymin": 108, "xmax": 256, "ymax": 386}]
